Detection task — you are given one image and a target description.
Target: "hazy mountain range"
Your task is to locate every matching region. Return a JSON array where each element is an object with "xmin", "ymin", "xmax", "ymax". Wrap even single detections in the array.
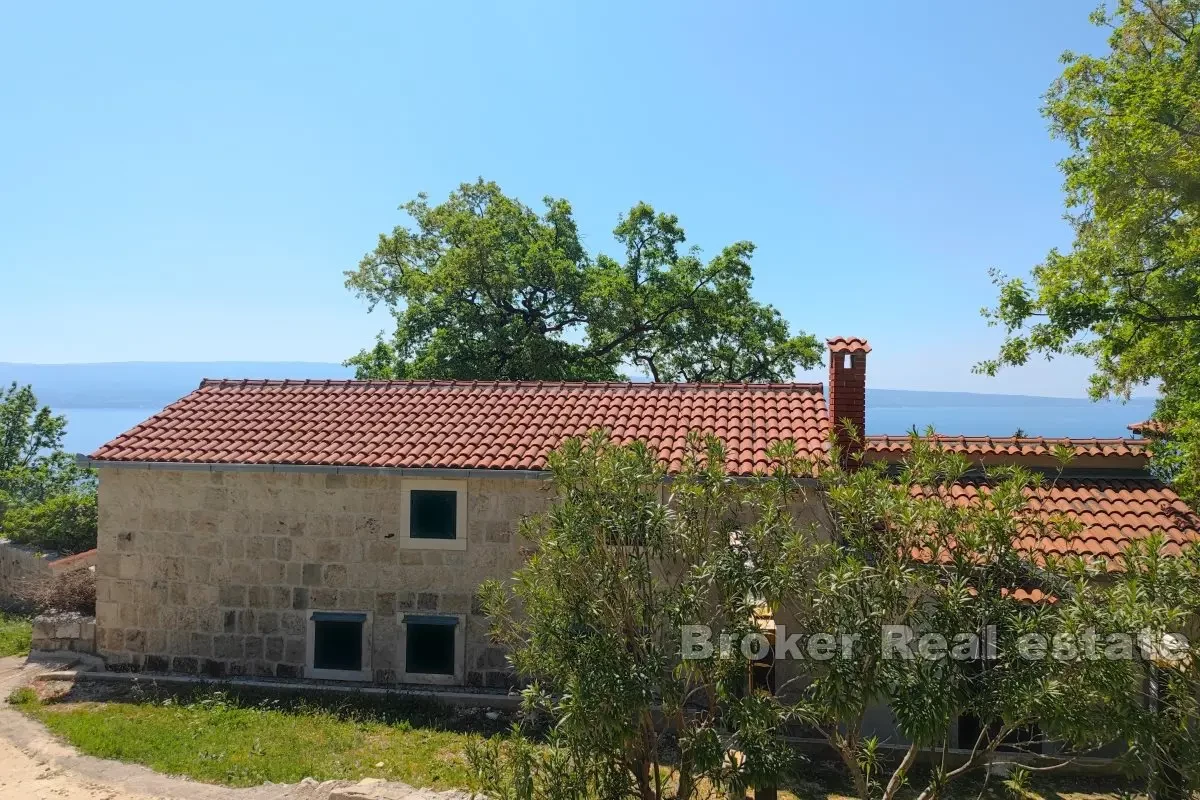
[{"xmin": 0, "ymin": 361, "xmax": 1156, "ymax": 451}]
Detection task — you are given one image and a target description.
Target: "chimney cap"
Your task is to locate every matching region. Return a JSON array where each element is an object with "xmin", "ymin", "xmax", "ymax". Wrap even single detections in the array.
[{"xmin": 826, "ymin": 336, "xmax": 872, "ymax": 354}]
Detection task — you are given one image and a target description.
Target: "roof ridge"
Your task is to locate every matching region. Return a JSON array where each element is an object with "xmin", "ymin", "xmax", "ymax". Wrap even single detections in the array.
[
  {"xmin": 865, "ymin": 434, "xmax": 1149, "ymax": 446},
  {"xmin": 196, "ymin": 378, "xmax": 826, "ymax": 391}
]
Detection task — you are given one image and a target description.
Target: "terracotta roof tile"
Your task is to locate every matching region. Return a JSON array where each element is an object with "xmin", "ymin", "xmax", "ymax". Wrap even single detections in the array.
[
  {"xmin": 90, "ymin": 379, "xmax": 830, "ymax": 476},
  {"xmin": 927, "ymin": 477, "xmax": 1200, "ymax": 561},
  {"xmin": 866, "ymin": 434, "xmax": 1148, "ymax": 460},
  {"xmin": 826, "ymin": 336, "xmax": 872, "ymax": 354}
]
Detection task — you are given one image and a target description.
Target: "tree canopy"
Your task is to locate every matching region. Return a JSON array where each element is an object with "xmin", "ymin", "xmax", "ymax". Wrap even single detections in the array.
[
  {"xmin": 470, "ymin": 432, "xmax": 1200, "ymax": 799},
  {"xmin": 345, "ymin": 180, "xmax": 820, "ymax": 383},
  {"xmin": 0, "ymin": 383, "xmax": 96, "ymax": 554},
  {"xmin": 979, "ymin": 0, "xmax": 1200, "ymax": 500}
]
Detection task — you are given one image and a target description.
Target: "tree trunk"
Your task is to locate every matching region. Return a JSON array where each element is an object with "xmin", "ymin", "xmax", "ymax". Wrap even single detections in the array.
[
  {"xmin": 880, "ymin": 743, "xmax": 919, "ymax": 800},
  {"xmin": 834, "ymin": 744, "xmax": 868, "ymax": 799}
]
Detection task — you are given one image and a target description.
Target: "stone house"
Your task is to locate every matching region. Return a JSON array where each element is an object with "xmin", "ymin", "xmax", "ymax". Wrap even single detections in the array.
[{"xmin": 83, "ymin": 337, "xmax": 1200, "ymax": 707}]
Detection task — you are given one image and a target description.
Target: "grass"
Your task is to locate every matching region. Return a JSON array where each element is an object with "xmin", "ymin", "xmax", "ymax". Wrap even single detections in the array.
[
  {"xmin": 0, "ymin": 611, "xmax": 31, "ymax": 657},
  {"xmin": 13, "ymin": 688, "xmax": 483, "ymax": 790},
  {"xmin": 8, "ymin": 686, "xmax": 1137, "ymax": 799}
]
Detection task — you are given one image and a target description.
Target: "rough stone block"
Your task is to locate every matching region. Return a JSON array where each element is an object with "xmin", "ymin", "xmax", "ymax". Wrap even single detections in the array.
[
  {"xmin": 214, "ymin": 635, "xmax": 242, "ymax": 659},
  {"xmin": 247, "ymin": 585, "xmax": 269, "ymax": 609},
  {"xmin": 260, "ymin": 561, "xmax": 285, "ymax": 584},
  {"xmin": 322, "ymin": 563, "xmax": 347, "ymax": 587},
  {"xmin": 440, "ymin": 593, "xmax": 471, "ymax": 613},
  {"xmin": 125, "ymin": 628, "xmax": 146, "ymax": 653},
  {"xmin": 171, "ymin": 656, "xmax": 199, "ymax": 674},
  {"xmin": 190, "ymin": 633, "xmax": 213, "ymax": 657},
  {"xmin": 247, "ymin": 536, "xmax": 273, "ymax": 560},
  {"xmin": 311, "ymin": 588, "xmax": 338, "ymax": 608},
  {"xmin": 367, "ymin": 541, "xmax": 397, "ymax": 562},
  {"xmin": 283, "ymin": 638, "xmax": 304, "ymax": 664},
  {"xmin": 265, "ymin": 636, "xmax": 284, "ymax": 661},
  {"xmin": 281, "ymin": 612, "xmax": 304, "ymax": 637},
  {"xmin": 245, "ymin": 637, "xmax": 264, "ymax": 660},
  {"xmin": 375, "ymin": 592, "xmax": 395, "ymax": 615},
  {"xmin": 276, "ymin": 663, "xmax": 302, "ymax": 679},
  {"xmin": 271, "ymin": 586, "xmax": 292, "ymax": 609}
]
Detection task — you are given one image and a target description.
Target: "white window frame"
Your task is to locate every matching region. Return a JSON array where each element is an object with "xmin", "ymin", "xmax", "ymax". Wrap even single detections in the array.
[
  {"xmin": 398, "ymin": 612, "xmax": 467, "ymax": 685},
  {"xmin": 305, "ymin": 610, "xmax": 372, "ymax": 682},
  {"xmin": 399, "ymin": 479, "xmax": 468, "ymax": 551}
]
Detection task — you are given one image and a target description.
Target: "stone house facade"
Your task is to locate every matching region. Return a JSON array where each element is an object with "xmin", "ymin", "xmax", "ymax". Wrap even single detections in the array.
[
  {"xmin": 96, "ymin": 467, "xmax": 549, "ymax": 686},
  {"xmin": 86, "ymin": 351, "xmax": 834, "ymax": 687},
  {"xmin": 85, "ymin": 336, "xmax": 1197, "ymax": 705}
]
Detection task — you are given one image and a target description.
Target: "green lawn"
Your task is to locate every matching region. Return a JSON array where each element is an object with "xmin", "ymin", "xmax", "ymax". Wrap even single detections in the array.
[
  {"xmin": 15, "ymin": 691, "xmax": 479, "ymax": 790},
  {"xmin": 9, "ymin": 688, "xmax": 1135, "ymax": 799},
  {"xmin": 0, "ymin": 612, "xmax": 31, "ymax": 657}
]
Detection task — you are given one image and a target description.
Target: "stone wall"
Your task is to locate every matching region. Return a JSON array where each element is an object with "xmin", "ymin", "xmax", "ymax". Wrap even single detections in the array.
[
  {"xmin": 31, "ymin": 611, "xmax": 97, "ymax": 655},
  {"xmin": 0, "ymin": 540, "xmax": 95, "ymax": 607},
  {"xmin": 0, "ymin": 539, "xmax": 55, "ymax": 603},
  {"xmin": 95, "ymin": 468, "xmax": 550, "ymax": 686}
]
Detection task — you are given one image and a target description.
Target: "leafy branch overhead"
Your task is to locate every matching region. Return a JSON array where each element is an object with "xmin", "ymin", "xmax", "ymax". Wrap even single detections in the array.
[
  {"xmin": 978, "ymin": 0, "xmax": 1200, "ymax": 500},
  {"xmin": 345, "ymin": 179, "xmax": 820, "ymax": 382}
]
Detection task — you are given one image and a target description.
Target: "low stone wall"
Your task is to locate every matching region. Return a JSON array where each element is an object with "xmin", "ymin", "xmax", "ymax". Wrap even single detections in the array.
[
  {"xmin": 0, "ymin": 539, "xmax": 96, "ymax": 607},
  {"xmin": 31, "ymin": 612, "xmax": 97, "ymax": 655},
  {"xmin": 0, "ymin": 539, "xmax": 55, "ymax": 603}
]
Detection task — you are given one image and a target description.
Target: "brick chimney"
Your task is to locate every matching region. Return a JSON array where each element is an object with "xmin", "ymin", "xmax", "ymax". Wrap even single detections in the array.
[{"xmin": 827, "ymin": 337, "xmax": 871, "ymax": 467}]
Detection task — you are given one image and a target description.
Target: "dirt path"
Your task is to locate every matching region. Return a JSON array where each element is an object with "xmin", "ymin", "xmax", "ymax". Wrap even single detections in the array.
[{"xmin": 0, "ymin": 657, "xmax": 468, "ymax": 800}]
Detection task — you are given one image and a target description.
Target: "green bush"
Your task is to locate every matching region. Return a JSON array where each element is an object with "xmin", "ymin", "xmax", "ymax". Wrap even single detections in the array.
[
  {"xmin": 0, "ymin": 382, "xmax": 98, "ymax": 555},
  {"xmin": 3, "ymin": 490, "xmax": 97, "ymax": 555},
  {"xmin": 0, "ymin": 612, "xmax": 32, "ymax": 658},
  {"xmin": 6, "ymin": 686, "xmax": 38, "ymax": 706}
]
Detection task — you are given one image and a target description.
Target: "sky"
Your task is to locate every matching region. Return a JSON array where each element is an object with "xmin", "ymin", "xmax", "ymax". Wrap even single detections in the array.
[{"xmin": 0, "ymin": 1, "xmax": 1136, "ymax": 397}]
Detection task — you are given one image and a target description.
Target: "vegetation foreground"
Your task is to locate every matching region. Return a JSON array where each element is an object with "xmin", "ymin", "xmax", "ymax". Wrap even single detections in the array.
[
  {"xmin": 0, "ymin": 612, "xmax": 31, "ymax": 658},
  {"xmin": 5, "ymin": 686, "xmax": 1138, "ymax": 799},
  {"xmin": 11, "ymin": 688, "xmax": 478, "ymax": 790}
]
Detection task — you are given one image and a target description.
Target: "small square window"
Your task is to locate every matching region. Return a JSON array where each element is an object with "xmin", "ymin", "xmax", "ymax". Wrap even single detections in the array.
[
  {"xmin": 307, "ymin": 611, "xmax": 370, "ymax": 681},
  {"xmin": 314, "ymin": 619, "xmax": 363, "ymax": 672},
  {"xmin": 399, "ymin": 480, "xmax": 467, "ymax": 551},
  {"xmin": 405, "ymin": 616, "xmax": 457, "ymax": 676},
  {"xmin": 410, "ymin": 490, "xmax": 457, "ymax": 540}
]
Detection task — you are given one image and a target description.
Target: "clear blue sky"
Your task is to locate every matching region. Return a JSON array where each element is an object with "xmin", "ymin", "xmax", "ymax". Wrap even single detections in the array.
[{"xmin": 1, "ymin": 1, "xmax": 1126, "ymax": 396}]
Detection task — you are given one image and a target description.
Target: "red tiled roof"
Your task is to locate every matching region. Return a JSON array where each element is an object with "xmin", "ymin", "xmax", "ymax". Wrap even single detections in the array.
[
  {"xmin": 50, "ymin": 548, "xmax": 97, "ymax": 570},
  {"xmin": 1007, "ymin": 588, "xmax": 1056, "ymax": 604},
  {"xmin": 865, "ymin": 434, "xmax": 1149, "ymax": 470},
  {"xmin": 866, "ymin": 434, "xmax": 1147, "ymax": 459},
  {"xmin": 826, "ymin": 336, "xmax": 872, "ymax": 353},
  {"xmin": 1128, "ymin": 419, "xmax": 1166, "ymax": 435},
  {"xmin": 936, "ymin": 477, "xmax": 1200, "ymax": 561},
  {"xmin": 90, "ymin": 379, "xmax": 830, "ymax": 475}
]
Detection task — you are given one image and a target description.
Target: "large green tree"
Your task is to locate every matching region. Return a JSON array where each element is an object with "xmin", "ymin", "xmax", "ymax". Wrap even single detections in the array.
[
  {"xmin": 470, "ymin": 432, "xmax": 796, "ymax": 800},
  {"xmin": 346, "ymin": 179, "xmax": 820, "ymax": 382},
  {"xmin": 979, "ymin": 0, "xmax": 1200, "ymax": 499},
  {"xmin": 469, "ymin": 432, "xmax": 1200, "ymax": 798},
  {"xmin": 0, "ymin": 383, "xmax": 96, "ymax": 554}
]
